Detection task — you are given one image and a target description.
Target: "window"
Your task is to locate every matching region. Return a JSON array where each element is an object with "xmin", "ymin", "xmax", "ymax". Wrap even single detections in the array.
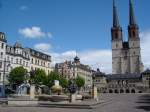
[
  {"xmin": 0, "ymin": 52, "xmax": 3, "ymax": 58},
  {"xmin": 1, "ymin": 43, "xmax": 4, "ymax": 49},
  {"xmin": 7, "ymin": 56, "xmax": 10, "ymax": 61},
  {"xmin": 11, "ymin": 57, "xmax": 13, "ymax": 63},
  {"xmin": 23, "ymin": 61, "xmax": 25, "ymax": 66},
  {"xmin": 38, "ymin": 60, "xmax": 39, "ymax": 65},
  {"xmin": 31, "ymin": 58, "xmax": 33, "ymax": 64},
  {"xmin": 132, "ymin": 31, "xmax": 135, "ymax": 37},
  {"xmin": 20, "ymin": 59, "xmax": 22, "ymax": 65},
  {"xmin": 0, "ymin": 62, "xmax": 2, "ymax": 68},
  {"xmin": 0, "ymin": 73, "xmax": 1, "ymax": 81},
  {"xmin": 16, "ymin": 58, "xmax": 18, "ymax": 64},
  {"xmin": 31, "ymin": 66, "xmax": 33, "ymax": 70},
  {"xmin": 26, "ymin": 62, "xmax": 28, "ymax": 67},
  {"xmin": 115, "ymin": 32, "xmax": 118, "ymax": 39},
  {"xmin": 116, "ymin": 44, "xmax": 118, "ymax": 48},
  {"xmin": 48, "ymin": 63, "xmax": 50, "ymax": 67},
  {"xmin": 35, "ymin": 59, "xmax": 37, "ymax": 65}
]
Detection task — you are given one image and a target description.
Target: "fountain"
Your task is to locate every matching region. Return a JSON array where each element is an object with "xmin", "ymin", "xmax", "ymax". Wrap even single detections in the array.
[{"xmin": 51, "ymin": 80, "xmax": 62, "ymax": 95}]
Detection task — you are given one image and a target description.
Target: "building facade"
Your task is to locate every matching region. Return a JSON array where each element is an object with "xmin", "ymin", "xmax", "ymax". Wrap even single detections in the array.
[
  {"xmin": 92, "ymin": 69, "xmax": 107, "ymax": 93},
  {"xmin": 0, "ymin": 32, "xmax": 52, "ymax": 96},
  {"xmin": 93, "ymin": 0, "xmax": 149, "ymax": 94},
  {"xmin": 55, "ymin": 56, "xmax": 93, "ymax": 92},
  {"xmin": 111, "ymin": 0, "xmax": 143, "ymax": 74}
]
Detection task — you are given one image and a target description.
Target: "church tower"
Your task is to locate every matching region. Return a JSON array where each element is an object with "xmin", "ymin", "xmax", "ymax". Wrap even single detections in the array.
[
  {"xmin": 111, "ymin": 0, "xmax": 143, "ymax": 74},
  {"xmin": 111, "ymin": 0, "xmax": 123, "ymax": 74},
  {"xmin": 128, "ymin": 0, "xmax": 143, "ymax": 74}
]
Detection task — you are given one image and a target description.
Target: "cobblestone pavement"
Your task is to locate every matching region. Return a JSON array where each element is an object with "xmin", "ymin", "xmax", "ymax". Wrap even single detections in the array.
[{"xmin": 0, "ymin": 94, "xmax": 150, "ymax": 112}]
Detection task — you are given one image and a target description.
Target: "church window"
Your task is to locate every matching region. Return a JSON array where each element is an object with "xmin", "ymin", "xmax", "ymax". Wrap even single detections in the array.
[
  {"xmin": 133, "ymin": 43, "xmax": 134, "ymax": 46},
  {"xmin": 132, "ymin": 31, "xmax": 135, "ymax": 37},
  {"xmin": 124, "ymin": 56, "xmax": 127, "ymax": 60},
  {"xmin": 116, "ymin": 44, "xmax": 118, "ymax": 48},
  {"xmin": 115, "ymin": 32, "xmax": 118, "ymax": 39}
]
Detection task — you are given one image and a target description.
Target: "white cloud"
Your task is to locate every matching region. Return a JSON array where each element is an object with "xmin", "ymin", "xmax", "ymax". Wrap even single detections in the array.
[
  {"xmin": 20, "ymin": 6, "xmax": 28, "ymax": 11},
  {"xmin": 140, "ymin": 30, "xmax": 150, "ymax": 69},
  {"xmin": 80, "ymin": 50, "xmax": 112, "ymax": 73},
  {"xmin": 49, "ymin": 29, "xmax": 150, "ymax": 74},
  {"xmin": 34, "ymin": 43, "xmax": 52, "ymax": 52},
  {"xmin": 33, "ymin": 29, "xmax": 150, "ymax": 74},
  {"xmin": 19, "ymin": 26, "xmax": 53, "ymax": 39},
  {"xmin": 48, "ymin": 49, "xmax": 112, "ymax": 73}
]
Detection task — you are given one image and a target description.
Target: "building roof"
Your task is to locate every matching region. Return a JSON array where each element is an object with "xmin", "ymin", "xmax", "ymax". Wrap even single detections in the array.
[
  {"xmin": 29, "ymin": 48, "xmax": 51, "ymax": 61},
  {"xmin": 14, "ymin": 41, "xmax": 22, "ymax": 48},
  {"xmin": 123, "ymin": 42, "xmax": 129, "ymax": 49},
  {"xmin": 107, "ymin": 73, "xmax": 142, "ymax": 80},
  {"xmin": 92, "ymin": 69, "xmax": 106, "ymax": 77},
  {"xmin": 142, "ymin": 69, "xmax": 150, "ymax": 75}
]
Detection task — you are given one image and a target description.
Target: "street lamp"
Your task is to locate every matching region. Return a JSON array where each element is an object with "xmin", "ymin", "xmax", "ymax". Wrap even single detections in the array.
[{"xmin": 2, "ymin": 58, "xmax": 11, "ymax": 97}]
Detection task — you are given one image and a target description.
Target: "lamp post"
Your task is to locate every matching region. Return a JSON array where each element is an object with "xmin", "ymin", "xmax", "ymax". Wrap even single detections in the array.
[{"xmin": 2, "ymin": 58, "xmax": 10, "ymax": 97}]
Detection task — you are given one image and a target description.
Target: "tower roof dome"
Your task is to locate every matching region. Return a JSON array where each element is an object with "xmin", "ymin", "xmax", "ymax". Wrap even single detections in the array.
[
  {"xmin": 74, "ymin": 56, "xmax": 80, "ymax": 61},
  {"xmin": 0, "ymin": 32, "xmax": 7, "ymax": 42}
]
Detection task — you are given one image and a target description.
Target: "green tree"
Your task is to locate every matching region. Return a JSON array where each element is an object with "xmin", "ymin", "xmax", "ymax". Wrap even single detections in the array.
[
  {"xmin": 33, "ymin": 69, "xmax": 47, "ymax": 85},
  {"xmin": 47, "ymin": 71, "xmax": 60, "ymax": 87},
  {"xmin": 47, "ymin": 71, "xmax": 69, "ymax": 89},
  {"xmin": 75, "ymin": 75, "xmax": 85, "ymax": 92},
  {"xmin": 59, "ymin": 77, "xmax": 68, "ymax": 88},
  {"xmin": 9, "ymin": 66, "xmax": 27, "ymax": 86}
]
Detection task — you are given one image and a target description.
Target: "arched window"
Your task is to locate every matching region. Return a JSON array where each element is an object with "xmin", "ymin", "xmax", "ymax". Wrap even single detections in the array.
[
  {"xmin": 115, "ymin": 32, "xmax": 118, "ymax": 39},
  {"xmin": 132, "ymin": 31, "xmax": 135, "ymax": 37}
]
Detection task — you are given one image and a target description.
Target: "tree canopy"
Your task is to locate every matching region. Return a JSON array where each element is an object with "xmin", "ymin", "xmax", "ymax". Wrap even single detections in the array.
[
  {"xmin": 33, "ymin": 69, "xmax": 47, "ymax": 85},
  {"xmin": 9, "ymin": 66, "xmax": 27, "ymax": 86},
  {"xmin": 75, "ymin": 75, "xmax": 85, "ymax": 88}
]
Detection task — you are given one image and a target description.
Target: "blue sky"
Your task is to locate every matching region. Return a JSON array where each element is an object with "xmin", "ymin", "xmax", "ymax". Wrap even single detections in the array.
[{"xmin": 0, "ymin": 0, "xmax": 150, "ymax": 73}]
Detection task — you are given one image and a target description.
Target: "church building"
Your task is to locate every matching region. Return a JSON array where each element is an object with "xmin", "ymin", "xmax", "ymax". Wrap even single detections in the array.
[{"xmin": 111, "ymin": 0, "xmax": 144, "ymax": 74}]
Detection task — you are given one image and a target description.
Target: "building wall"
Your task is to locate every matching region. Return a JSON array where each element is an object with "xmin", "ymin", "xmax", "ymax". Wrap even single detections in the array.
[
  {"xmin": 55, "ymin": 60, "xmax": 93, "ymax": 92},
  {"xmin": 112, "ymin": 40, "xmax": 122, "ymax": 74},
  {"xmin": 0, "ymin": 33, "xmax": 52, "ymax": 85},
  {"xmin": 30, "ymin": 56, "xmax": 52, "ymax": 75},
  {"xmin": 93, "ymin": 76, "xmax": 107, "ymax": 93}
]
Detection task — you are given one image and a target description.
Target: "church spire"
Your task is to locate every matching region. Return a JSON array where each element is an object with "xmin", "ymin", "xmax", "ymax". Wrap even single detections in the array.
[
  {"xmin": 128, "ymin": 0, "xmax": 139, "ymax": 39},
  {"xmin": 111, "ymin": 0, "xmax": 122, "ymax": 41},
  {"xmin": 113, "ymin": 0, "xmax": 120, "ymax": 27},
  {"xmin": 129, "ymin": 0, "xmax": 136, "ymax": 25}
]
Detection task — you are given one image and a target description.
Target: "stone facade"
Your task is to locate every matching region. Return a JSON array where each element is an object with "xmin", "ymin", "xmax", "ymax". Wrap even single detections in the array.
[
  {"xmin": 93, "ymin": 71, "xmax": 150, "ymax": 94},
  {"xmin": 92, "ymin": 69, "xmax": 107, "ymax": 93},
  {"xmin": 93, "ymin": 0, "xmax": 149, "ymax": 94},
  {"xmin": 111, "ymin": 0, "xmax": 143, "ymax": 74}
]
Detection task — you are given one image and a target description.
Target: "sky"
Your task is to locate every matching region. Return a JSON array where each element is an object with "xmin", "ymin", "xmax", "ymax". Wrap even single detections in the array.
[{"xmin": 0, "ymin": 0, "xmax": 150, "ymax": 73}]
